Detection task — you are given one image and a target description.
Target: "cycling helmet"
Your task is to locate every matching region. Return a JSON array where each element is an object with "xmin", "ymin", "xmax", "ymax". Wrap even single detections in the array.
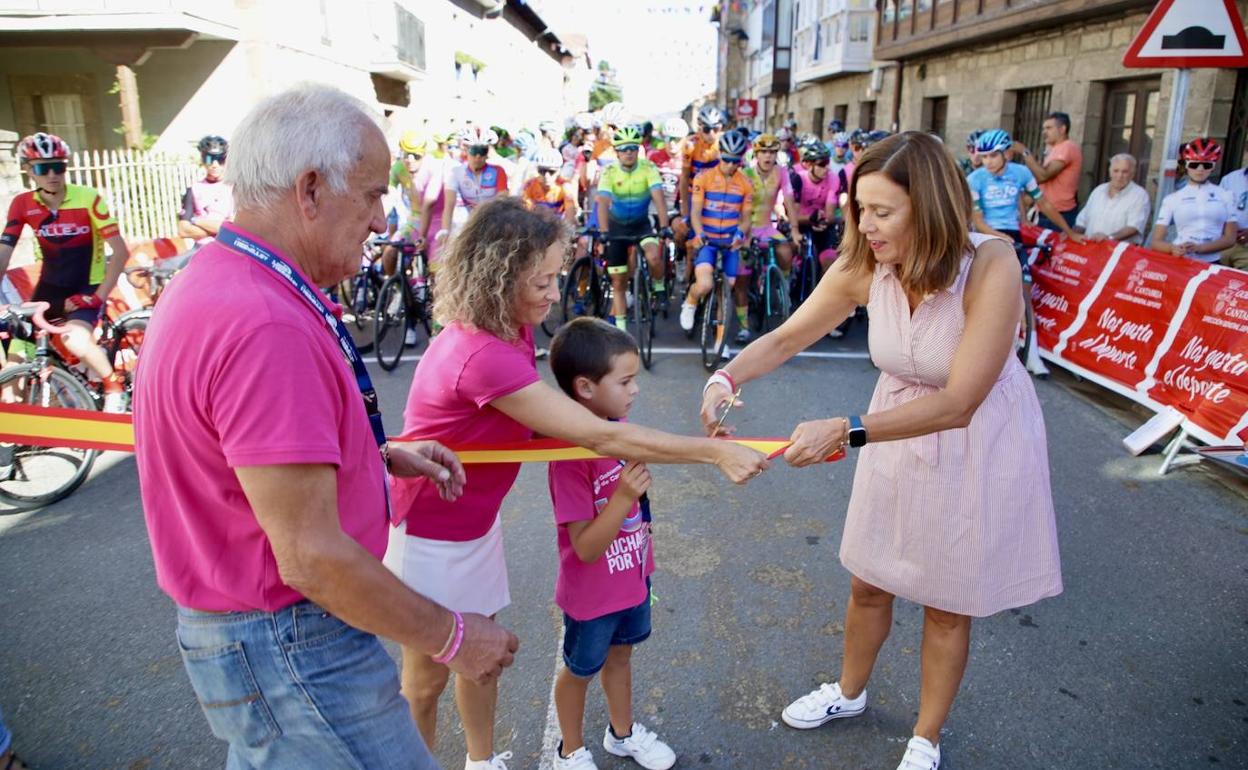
[
  {"xmin": 718, "ymin": 130, "xmax": 749, "ymax": 158},
  {"xmin": 867, "ymin": 130, "xmax": 891, "ymax": 145},
  {"xmin": 831, "ymin": 131, "xmax": 850, "ymax": 148},
  {"xmin": 197, "ymin": 135, "xmax": 228, "ymax": 157},
  {"xmin": 966, "ymin": 129, "xmax": 983, "ymax": 149},
  {"xmin": 752, "ymin": 133, "xmax": 781, "ymax": 152},
  {"xmin": 459, "ymin": 125, "xmax": 499, "ymax": 147},
  {"xmin": 662, "ymin": 117, "xmax": 690, "ymax": 139},
  {"xmin": 848, "ymin": 129, "xmax": 867, "ymax": 146},
  {"xmin": 801, "ymin": 142, "xmax": 831, "ymax": 162},
  {"xmin": 783, "ymin": 118, "xmax": 799, "ymax": 130},
  {"xmin": 512, "ymin": 131, "xmax": 537, "ymax": 157},
  {"xmin": 398, "ymin": 130, "xmax": 427, "ymax": 155},
  {"xmin": 600, "ymin": 101, "xmax": 629, "ymax": 126},
  {"xmin": 827, "ymin": 119, "xmax": 845, "ymax": 134},
  {"xmin": 573, "ymin": 112, "xmax": 596, "ymax": 131},
  {"xmin": 776, "ymin": 127, "xmax": 792, "ymax": 142},
  {"xmin": 974, "ymin": 129, "xmax": 1012, "ymax": 154},
  {"xmin": 535, "ymin": 147, "xmax": 563, "ymax": 170},
  {"xmin": 1182, "ymin": 137, "xmax": 1222, "ymax": 163},
  {"xmin": 18, "ymin": 132, "xmax": 71, "ymax": 163},
  {"xmin": 697, "ymin": 105, "xmax": 727, "ymax": 129},
  {"xmin": 539, "ymin": 120, "xmax": 560, "ymax": 136},
  {"xmin": 612, "ymin": 124, "xmax": 645, "ymax": 148}
]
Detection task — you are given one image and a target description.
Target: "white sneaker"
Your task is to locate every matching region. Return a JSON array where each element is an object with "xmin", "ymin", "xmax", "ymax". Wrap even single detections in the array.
[
  {"xmin": 827, "ymin": 328, "xmax": 844, "ymax": 339},
  {"xmin": 735, "ymin": 327, "xmax": 750, "ymax": 343},
  {"xmin": 102, "ymin": 390, "xmax": 127, "ymax": 414},
  {"xmin": 554, "ymin": 743, "xmax": 598, "ymax": 769},
  {"xmin": 464, "ymin": 751, "xmax": 513, "ymax": 770},
  {"xmin": 404, "ymin": 327, "xmax": 419, "ymax": 346},
  {"xmin": 780, "ymin": 681, "xmax": 866, "ymax": 729},
  {"xmin": 679, "ymin": 302, "xmax": 696, "ymax": 331},
  {"xmin": 896, "ymin": 736, "xmax": 940, "ymax": 770},
  {"xmin": 602, "ymin": 723, "xmax": 676, "ymax": 770}
]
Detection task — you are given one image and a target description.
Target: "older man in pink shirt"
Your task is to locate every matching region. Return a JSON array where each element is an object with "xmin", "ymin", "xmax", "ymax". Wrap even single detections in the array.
[{"xmin": 133, "ymin": 84, "xmax": 518, "ymax": 769}]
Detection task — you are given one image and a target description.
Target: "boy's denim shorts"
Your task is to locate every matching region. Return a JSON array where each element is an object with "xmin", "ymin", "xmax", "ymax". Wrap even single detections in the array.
[{"xmin": 562, "ymin": 590, "xmax": 651, "ymax": 678}]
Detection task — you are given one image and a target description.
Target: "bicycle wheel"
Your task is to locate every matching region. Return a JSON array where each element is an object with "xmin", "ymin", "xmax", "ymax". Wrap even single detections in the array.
[
  {"xmin": 0, "ymin": 364, "xmax": 100, "ymax": 510},
  {"xmin": 633, "ymin": 267, "xmax": 654, "ymax": 369},
  {"xmin": 764, "ymin": 265, "xmax": 791, "ymax": 332},
  {"xmin": 700, "ymin": 275, "xmax": 727, "ymax": 371},
  {"xmin": 561, "ymin": 257, "xmax": 601, "ymax": 323},
  {"xmin": 373, "ymin": 275, "xmax": 408, "ymax": 371},
  {"xmin": 1019, "ymin": 283, "xmax": 1037, "ymax": 367}
]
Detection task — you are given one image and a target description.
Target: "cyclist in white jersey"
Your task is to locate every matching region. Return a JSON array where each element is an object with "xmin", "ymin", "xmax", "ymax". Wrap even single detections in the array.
[
  {"xmin": 437, "ymin": 126, "xmax": 508, "ymax": 247},
  {"xmin": 1151, "ymin": 138, "xmax": 1237, "ymax": 264}
]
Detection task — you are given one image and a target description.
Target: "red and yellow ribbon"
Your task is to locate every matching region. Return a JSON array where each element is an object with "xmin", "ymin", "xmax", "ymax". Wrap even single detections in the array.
[{"xmin": 0, "ymin": 404, "xmax": 844, "ymax": 463}]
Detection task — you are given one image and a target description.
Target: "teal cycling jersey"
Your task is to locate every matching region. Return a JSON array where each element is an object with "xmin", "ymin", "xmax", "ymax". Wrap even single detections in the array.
[{"xmin": 967, "ymin": 162, "xmax": 1042, "ymax": 232}]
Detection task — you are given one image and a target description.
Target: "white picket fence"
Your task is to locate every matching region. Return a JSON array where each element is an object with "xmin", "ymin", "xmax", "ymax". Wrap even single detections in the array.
[{"xmin": 57, "ymin": 149, "xmax": 203, "ymax": 242}]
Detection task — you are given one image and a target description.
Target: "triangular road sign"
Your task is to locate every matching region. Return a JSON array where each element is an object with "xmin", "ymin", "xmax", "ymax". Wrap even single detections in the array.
[{"xmin": 1123, "ymin": 0, "xmax": 1248, "ymax": 68}]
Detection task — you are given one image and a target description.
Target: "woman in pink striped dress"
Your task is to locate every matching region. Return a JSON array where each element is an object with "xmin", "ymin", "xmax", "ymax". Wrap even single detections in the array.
[{"xmin": 699, "ymin": 132, "xmax": 1062, "ymax": 770}]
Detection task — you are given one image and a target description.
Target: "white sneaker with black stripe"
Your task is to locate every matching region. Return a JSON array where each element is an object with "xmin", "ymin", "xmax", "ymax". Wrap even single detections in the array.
[
  {"xmin": 896, "ymin": 736, "xmax": 940, "ymax": 769},
  {"xmin": 780, "ymin": 681, "xmax": 866, "ymax": 729}
]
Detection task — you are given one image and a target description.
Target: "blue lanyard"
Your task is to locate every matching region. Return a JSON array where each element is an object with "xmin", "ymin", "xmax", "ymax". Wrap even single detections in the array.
[{"xmin": 217, "ymin": 225, "xmax": 388, "ymax": 452}]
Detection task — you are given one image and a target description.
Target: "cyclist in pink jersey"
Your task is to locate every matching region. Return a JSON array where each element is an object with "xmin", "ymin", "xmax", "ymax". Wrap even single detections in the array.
[
  {"xmin": 735, "ymin": 133, "xmax": 803, "ymax": 341},
  {"xmin": 390, "ymin": 132, "xmax": 447, "ymax": 269},
  {"xmin": 177, "ymin": 136, "xmax": 235, "ymax": 250},
  {"xmin": 791, "ymin": 143, "xmax": 844, "ymax": 271}
]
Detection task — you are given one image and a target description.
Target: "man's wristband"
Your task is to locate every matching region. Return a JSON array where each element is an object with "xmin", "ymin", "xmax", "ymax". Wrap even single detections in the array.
[{"xmin": 432, "ymin": 610, "xmax": 464, "ymax": 664}]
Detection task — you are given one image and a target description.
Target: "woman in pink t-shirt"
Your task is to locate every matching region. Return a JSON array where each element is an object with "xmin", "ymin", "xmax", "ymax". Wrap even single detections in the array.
[{"xmin": 386, "ymin": 197, "xmax": 768, "ymax": 770}]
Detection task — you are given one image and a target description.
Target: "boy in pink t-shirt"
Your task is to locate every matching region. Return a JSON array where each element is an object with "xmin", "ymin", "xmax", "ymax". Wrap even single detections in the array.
[{"xmin": 546, "ymin": 318, "xmax": 676, "ymax": 770}]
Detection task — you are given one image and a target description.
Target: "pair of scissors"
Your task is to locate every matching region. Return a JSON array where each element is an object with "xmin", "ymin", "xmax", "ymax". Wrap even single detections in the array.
[{"xmin": 712, "ymin": 388, "xmax": 742, "ymax": 435}]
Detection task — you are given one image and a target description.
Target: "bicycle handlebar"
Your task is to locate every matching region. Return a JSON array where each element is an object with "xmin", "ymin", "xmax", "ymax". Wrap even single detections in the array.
[{"xmin": 0, "ymin": 301, "xmax": 70, "ymax": 335}]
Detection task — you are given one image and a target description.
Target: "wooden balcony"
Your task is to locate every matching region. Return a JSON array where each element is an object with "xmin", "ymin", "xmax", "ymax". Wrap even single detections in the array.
[{"xmin": 873, "ymin": 0, "xmax": 1152, "ymax": 60}]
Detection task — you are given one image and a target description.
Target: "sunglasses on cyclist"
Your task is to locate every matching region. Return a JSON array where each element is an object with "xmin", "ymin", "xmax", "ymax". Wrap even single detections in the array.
[
  {"xmin": 404, "ymin": 152, "xmax": 424, "ymax": 161},
  {"xmin": 617, "ymin": 144, "xmax": 640, "ymax": 153},
  {"xmin": 31, "ymin": 161, "xmax": 67, "ymax": 176},
  {"xmin": 467, "ymin": 145, "xmax": 489, "ymax": 157},
  {"xmin": 721, "ymin": 155, "xmax": 743, "ymax": 164},
  {"xmin": 813, "ymin": 159, "xmax": 831, "ymax": 168},
  {"xmin": 202, "ymin": 153, "xmax": 226, "ymax": 165},
  {"xmin": 1186, "ymin": 161, "xmax": 1214, "ymax": 170},
  {"xmin": 700, "ymin": 125, "xmax": 715, "ymax": 133},
  {"xmin": 541, "ymin": 167, "xmax": 559, "ymax": 175}
]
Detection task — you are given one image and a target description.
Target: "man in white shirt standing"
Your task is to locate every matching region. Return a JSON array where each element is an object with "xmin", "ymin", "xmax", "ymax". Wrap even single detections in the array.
[{"xmin": 1074, "ymin": 154, "xmax": 1151, "ymax": 244}]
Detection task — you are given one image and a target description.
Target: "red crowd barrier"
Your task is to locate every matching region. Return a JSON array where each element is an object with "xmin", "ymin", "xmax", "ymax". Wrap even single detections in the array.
[{"xmin": 1022, "ymin": 224, "xmax": 1248, "ymax": 446}]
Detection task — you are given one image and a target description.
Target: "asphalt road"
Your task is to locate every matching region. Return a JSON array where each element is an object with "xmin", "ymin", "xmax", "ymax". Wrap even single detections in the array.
[{"xmin": 0, "ymin": 316, "xmax": 1245, "ymax": 770}]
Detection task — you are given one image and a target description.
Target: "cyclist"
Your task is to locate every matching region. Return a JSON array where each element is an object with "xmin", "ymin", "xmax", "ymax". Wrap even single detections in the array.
[
  {"xmin": 437, "ymin": 125, "xmax": 508, "ymax": 247},
  {"xmin": 389, "ymin": 130, "xmax": 446, "ymax": 272},
  {"xmin": 0, "ymin": 132, "xmax": 131, "ymax": 412},
  {"xmin": 968, "ymin": 129, "xmax": 1084, "ymax": 375},
  {"xmin": 777, "ymin": 128, "xmax": 799, "ymax": 167},
  {"xmin": 736, "ymin": 132, "xmax": 802, "ymax": 342},
  {"xmin": 829, "ymin": 131, "xmax": 851, "ymax": 176},
  {"xmin": 791, "ymin": 142, "xmax": 844, "ymax": 274},
  {"xmin": 523, "ymin": 148, "xmax": 575, "ymax": 222},
  {"xmin": 961, "ymin": 130, "xmax": 984, "ymax": 177},
  {"xmin": 679, "ymin": 106, "xmax": 725, "ymax": 282},
  {"xmin": 594, "ymin": 125, "xmax": 672, "ymax": 331},
  {"xmin": 648, "ymin": 117, "xmax": 688, "ymax": 221},
  {"xmin": 1151, "ymin": 137, "xmax": 1238, "ymax": 264},
  {"xmin": 177, "ymin": 135, "xmax": 234, "ymax": 253},
  {"xmin": 679, "ymin": 131, "xmax": 753, "ymax": 333}
]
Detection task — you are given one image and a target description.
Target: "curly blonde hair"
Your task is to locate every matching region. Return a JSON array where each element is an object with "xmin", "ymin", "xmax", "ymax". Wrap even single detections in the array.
[{"xmin": 434, "ymin": 196, "xmax": 571, "ymax": 341}]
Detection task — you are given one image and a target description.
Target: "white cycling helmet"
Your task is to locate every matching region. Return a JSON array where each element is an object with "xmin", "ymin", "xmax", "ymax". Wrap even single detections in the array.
[
  {"xmin": 662, "ymin": 117, "xmax": 690, "ymax": 139},
  {"xmin": 535, "ymin": 147, "xmax": 563, "ymax": 170},
  {"xmin": 459, "ymin": 125, "xmax": 499, "ymax": 147},
  {"xmin": 573, "ymin": 112, "xmax": 595, "ymax": 131},
  {"xmin": 600, "ymin": 101, "xmax": 628, "ymax": 126}
]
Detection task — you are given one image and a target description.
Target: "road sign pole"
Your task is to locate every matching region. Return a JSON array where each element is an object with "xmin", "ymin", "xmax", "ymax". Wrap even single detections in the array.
[{"xmin": 1151, "ymin": 67, "xmax": 1190, "ymax": 242}]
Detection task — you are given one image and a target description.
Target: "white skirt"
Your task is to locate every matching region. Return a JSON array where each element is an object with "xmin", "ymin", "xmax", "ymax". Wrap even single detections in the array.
[{"xmin": 383, "ymin": 515, "xmax": 510, "ymax": 617}]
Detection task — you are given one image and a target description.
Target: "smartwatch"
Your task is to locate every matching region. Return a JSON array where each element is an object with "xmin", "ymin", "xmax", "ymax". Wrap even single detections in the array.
[{"xmin": 847, "ymin": 415, "xmax": 869, "ymax": 448}]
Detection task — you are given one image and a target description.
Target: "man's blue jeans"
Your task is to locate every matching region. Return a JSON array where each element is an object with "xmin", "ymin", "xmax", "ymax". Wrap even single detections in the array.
[{"xmin": 176, "ymin": 601, "xmax": 439, "ymax": 769}]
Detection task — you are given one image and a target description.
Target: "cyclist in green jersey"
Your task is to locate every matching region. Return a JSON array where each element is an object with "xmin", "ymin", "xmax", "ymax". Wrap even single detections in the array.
[{"xmin": 595, "ymin": 126, "xmax": 672, "ymax": 331}]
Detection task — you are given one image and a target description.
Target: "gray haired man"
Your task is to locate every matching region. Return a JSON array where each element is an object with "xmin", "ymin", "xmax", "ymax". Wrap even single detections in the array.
[
  {"xmin": 1074, "ymin": 154, "xmax": 1151, "ymax": 244},
  {"xmin": 133, "ymin": 83, "xmax": 518, "ymax": 769}
]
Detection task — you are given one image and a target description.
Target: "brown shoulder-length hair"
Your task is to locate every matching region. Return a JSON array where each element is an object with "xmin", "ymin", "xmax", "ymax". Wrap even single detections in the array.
[
  {"xmin": 433, "ymin": 196, "xmax": 571, "ymax": 341},
  {"xmin": 839, "ymin": 131, "xmax": 972, "ymax": 296}
]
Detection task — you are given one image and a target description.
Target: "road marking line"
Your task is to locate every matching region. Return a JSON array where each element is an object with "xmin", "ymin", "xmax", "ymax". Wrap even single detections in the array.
[
  {"xmin": 537, "ymin": 625, "xmax": 566, "ymax": 770},
  {"xmin": 384, "ymin": 348, "xmax": 871, "ymax": 365}
]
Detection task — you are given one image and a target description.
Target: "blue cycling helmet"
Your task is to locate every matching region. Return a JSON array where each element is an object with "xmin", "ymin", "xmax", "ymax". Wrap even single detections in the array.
[{"xmin": 975, "ymin": 129, "xmax": 1012, "ymax": 154}]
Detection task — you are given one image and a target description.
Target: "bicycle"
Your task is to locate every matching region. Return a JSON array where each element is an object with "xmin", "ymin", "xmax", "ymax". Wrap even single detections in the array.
[
  {"xmin": 373, "ymin": 238, "xmax": 433, "ymax": 372},
  {"xmin": 744, "ymin": 233, "xmax": 792, "ymax": 335},
  {"xmin": 598, "ymin": 232, "xmax": 663, "ymax": 370},
  {"xmin": 1014, "ymin": 240, "xmax": 1053, "ymax": 372},
  {"xmin": 0, "ymin": 302, "xmax": 107, "ymax": 510},
  {"xmin": 335, "ymin": 239, "xmax": 388, "ymax": 354},
  {"xmin": 790, "ymin": 230, "xmax": 821, "ymax": 310},
  {"xmin": 695, "ymin": 243, "xmax": 734, "ymax": 372},
  {"xmin": 560, "ymin": 228, "xmax": 612, "ymax": 325}
]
